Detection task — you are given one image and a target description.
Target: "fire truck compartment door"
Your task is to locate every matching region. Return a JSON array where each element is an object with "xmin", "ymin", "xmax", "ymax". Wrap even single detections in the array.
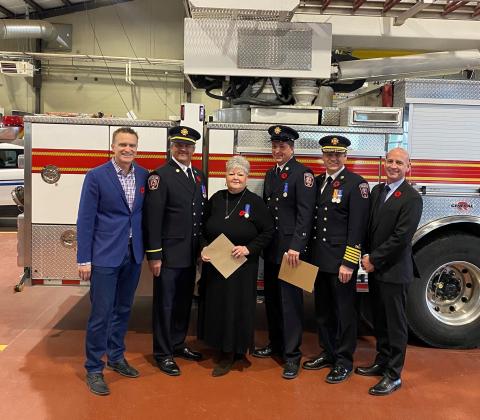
[{"xmin": 32, "ymin": 124, "xmax": 110, "ymax": 224}]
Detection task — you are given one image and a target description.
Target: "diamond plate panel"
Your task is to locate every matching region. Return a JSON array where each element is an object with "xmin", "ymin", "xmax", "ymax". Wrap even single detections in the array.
[
  {"xmin": 238, "ymin": 28, "xmax": 312, "ymax": 70},
  {"xmin": 24, "ymin": 116, "xmax": 175, "ymax": 127},
  {"xmin": 236, "ymin": 129, "xmax": 386, "ymax": 155},
  {"xmin": 190, "ymin": 8, "xmax": 294, "ymax": 22},
  {"xmin": 393, "ymin": 82, "xmax": 406, "ymax": 108},
  {"xmin": 32, "ymin": 224, "xmax": 79, "ymax": 280},
  {"xmin": 401, "ymin": 79, "xmax": 480, "ymax": 103},
  {"xmin": 321, "ymin": 107, "xmax": 340, "ymax": 126},
  {"xmin": 419, "ymin": 196, "xmax": 480, "ymax": 227}
]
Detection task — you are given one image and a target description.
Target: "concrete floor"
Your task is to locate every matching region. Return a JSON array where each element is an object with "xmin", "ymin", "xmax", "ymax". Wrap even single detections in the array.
[{"xmin": 0, "ymin": 230, "xmax": 479, "ymax": 420}]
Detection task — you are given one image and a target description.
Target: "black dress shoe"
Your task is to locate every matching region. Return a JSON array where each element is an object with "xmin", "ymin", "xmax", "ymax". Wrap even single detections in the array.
[
  {"xmin": 325, "ymin": 365, "xmax": 352, "ymax": 384},
  {"xmin": 302, "ymin": 354, "xmax": 333, "ymax": 370},
  {"xmin": 252, "ymin": 344, "xmax": 279, "ymax": 359},
  {"xmin": 157, "ymin": 358, "xmax": 181, "ymax": 376},
  {"xmin": 355, "ymin": 363, "xmax": 385, "ymax": 377},
  {"xmin": 174, "ymin": 347, "xmax": 202, "ymax": 361},
  {"xmin": 86, "ymin": 373, "xmax": 110, "ymax": 396},
  {"xmin": 282, "ymin": 360, "xmax": 300, "ymax": 380},
  {"xmin": 369, "ymin": 376, "xmax": 402, "ymax": 396},
  {"xmin": 107, "ymin": 359, "xmax": 140, "ymax": 378}
]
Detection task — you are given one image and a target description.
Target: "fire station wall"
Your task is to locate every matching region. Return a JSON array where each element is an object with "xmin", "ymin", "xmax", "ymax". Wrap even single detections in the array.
[{"xmin": 0, "ymin": 0, "xmax": 223, "ymax": 120}]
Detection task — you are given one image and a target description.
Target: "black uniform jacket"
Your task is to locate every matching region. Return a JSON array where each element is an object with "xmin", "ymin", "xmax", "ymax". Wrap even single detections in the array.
[
  {"xmin": 366, "ymin": 180, "xmax": 423, "ymax": 284},
  {"xmin": 143, "ymin": 159, "xmax": 207, "ymax": 268},
  {"xmin": 263, "ymin": 157, "xmax": 316, "ymax": 265},
  {"xmin": 310, "ymin": 168, "xmax": 370, "ymax": 273}
]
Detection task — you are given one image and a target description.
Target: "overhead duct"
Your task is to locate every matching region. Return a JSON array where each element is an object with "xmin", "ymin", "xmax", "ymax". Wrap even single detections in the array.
[
  {"xmin": 336, "ymin": 50, "xmax": 480, "ymax": 82},
  {"xmin": 0, "ymin": 20, "xmax": 69, "ymax": 49}
]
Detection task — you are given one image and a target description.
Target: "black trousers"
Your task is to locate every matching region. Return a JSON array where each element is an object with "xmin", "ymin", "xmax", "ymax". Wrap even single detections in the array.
[
  {"xmin": 152, "ymin": 265, "xmax": 196, "ymax": 361},
  {"xmin": 369, "ymin": 279, "xmax": 408, "ymax": 380},
  {"xmin": 314, "ymin": 270, "xmax": 357, "ymax": 370},
  {"xmin": 263, "ymin": 261, "xmax": 303, "ymax": 362}
]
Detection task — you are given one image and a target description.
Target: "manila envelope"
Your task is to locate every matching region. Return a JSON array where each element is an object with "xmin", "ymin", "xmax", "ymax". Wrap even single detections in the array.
[
  {"xmin": 201, "ymin": 233, "xmax": 247, "ymax": 279},
  {"xmin": 278, "ymin": 253, "xmax": 319, "ymax": 293}
]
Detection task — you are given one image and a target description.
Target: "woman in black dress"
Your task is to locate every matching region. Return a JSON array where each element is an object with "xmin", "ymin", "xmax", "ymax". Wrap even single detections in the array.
[{"xmin": 199, "ymin": 155, "xmax": 274, "ymax": 377}]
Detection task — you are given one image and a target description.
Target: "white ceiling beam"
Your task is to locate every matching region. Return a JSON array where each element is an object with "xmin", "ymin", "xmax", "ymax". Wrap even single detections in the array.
[{"xmin": 394, "ymin": 0, "xmax": 438, "ymax": 26}]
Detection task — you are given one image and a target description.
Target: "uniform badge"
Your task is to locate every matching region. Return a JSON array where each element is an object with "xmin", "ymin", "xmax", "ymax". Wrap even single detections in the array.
[
  {"xmin": 274, "ymin": 126, "xmax": 281, "ymax": 135},
  {"xmin": 304, "ymin": 173, "xmax": 314, "ymax": 188},
  {"xmin": 148, "ymin": 174, "xmax": 160, "ymax": 190},
  {"xmin": 181, "ymin": 128, "xmax": 189, "ymax": 136},
  {"xmin": 359, "ymin": 182, "xmax": 370, "ymax": 199}
]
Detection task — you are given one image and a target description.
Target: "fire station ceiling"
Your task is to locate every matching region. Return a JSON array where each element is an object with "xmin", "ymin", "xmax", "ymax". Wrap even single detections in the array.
[
  {"xmin": 0, "ymin": 0, "xmax": 132, "ymax": 20},
  {"xmin": 297, "ymin": 1, "xmax": 480, "ymax": 25}
]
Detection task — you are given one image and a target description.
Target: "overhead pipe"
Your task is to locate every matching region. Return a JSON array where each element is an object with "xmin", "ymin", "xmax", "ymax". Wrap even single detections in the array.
[{"xmin": 0, "ymin": 20, "xmax": 68, "ymax": 48}]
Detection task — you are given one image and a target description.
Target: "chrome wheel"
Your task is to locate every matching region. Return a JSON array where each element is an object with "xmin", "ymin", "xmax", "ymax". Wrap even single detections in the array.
[{"xmin": 426, "ymin": 261, "xmax": 480, "ymax": 326}]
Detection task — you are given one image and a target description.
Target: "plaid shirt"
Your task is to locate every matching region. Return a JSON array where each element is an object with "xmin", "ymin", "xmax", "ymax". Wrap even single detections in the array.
[{"xmin": 111, "ymin": 158, "xmax": 136, "ymax": 211}]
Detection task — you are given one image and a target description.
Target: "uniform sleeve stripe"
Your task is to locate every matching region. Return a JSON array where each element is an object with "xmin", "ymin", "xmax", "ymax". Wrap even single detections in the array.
[
  {"xmin": 344, "ymin": 250, "xmax": 360, "ymax": 258},
  {"xmin": 343, "ymin": 256, "xmax": 359, "ymax": 264},
  {"xmin": 146, "ymin": 248, "xmax": 162, "ymax": 253},
  {"xmin": 344, "ymin": 252, "xmax": 360, "ymax": 261},
  {"xmin": 345, "ymin": 246, "xmax": 361, "ymax": 254},
  {"xmin": 344, "ymin": 249, "xmax": 361, "ymax": 258}
]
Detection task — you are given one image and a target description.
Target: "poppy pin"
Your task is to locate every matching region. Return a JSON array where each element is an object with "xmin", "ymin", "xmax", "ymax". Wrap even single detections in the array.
[
  {"xmin": 332, "ymin": 180, "xmax": 340, "ymax": 188},
  {"xmin": 394, "ymin": 191, "xmax": 402, "ymax": 198},
  {"xmin": 280, "ymin": 173, "xmax": 288, "ymax": 180},
  {"xmin": 196, "ymin": 175, "xmax": 201, "ymax": 183},
  {"xmin": 140, "ymin": 186, "xmax": 145, "ymax": 194},
  {"xmin": 239, "ymin": 210, "xmax": 246, "ymax": 216}
]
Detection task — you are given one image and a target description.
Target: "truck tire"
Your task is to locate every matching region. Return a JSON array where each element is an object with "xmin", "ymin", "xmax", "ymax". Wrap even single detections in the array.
[{"xmin": 408, "ymin": 233, "xmax": 480, "ymax": 348}]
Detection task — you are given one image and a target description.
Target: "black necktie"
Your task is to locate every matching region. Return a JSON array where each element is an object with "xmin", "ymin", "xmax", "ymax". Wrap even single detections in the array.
[
  {"xmin": 322, "ymin": 176, "xmax": 333, "ymax": 193},
  {"xmin": 186, "ymin": 167, "xmax": 195, "ymax": 184},
  {"xmin": 378, "ymin": 184, "xmax": 391, "ymax": 208},
  {"xmin": 275, "ymin": 167, "xmax": 281, "ymax": 177}
]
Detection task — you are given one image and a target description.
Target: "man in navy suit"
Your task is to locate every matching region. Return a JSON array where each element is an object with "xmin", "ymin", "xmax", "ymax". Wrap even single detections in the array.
[
  {"xmin": 77, "ymin": 127, "xmax": 149, "ymax": 396},
  {"xmin": 358, "ymin": 147, "xmax": 423, "ymax": 396}
]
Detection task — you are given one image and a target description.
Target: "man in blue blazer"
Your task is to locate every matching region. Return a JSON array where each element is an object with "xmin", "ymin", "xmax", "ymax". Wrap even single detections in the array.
[{"xmin": 77, "ymin": 127, "xmax": 149, "ymax": 396}]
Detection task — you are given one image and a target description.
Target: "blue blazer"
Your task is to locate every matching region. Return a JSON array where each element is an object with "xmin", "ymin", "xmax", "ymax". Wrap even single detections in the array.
[{"xmin": 77, "ymin": 160, "xmax": 149, "ymax": 267}]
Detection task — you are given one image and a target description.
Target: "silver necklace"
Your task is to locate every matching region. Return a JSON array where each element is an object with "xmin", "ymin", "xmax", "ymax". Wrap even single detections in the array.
[{"xmin": 225, "ymin": 188, "xmax": 247, "ymax": 219}]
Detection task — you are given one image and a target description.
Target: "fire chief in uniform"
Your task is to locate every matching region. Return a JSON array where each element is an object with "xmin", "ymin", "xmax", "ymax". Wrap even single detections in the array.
[
  {"xmin": 358, "ymin": 147, "xmax": 422, "ymax": 396},
  {"xmin": 143, "ymin": 126, "xmax": 206, "ymax": 376},
  {"xmin": 253, "ymin": 125, "xmax": 316, "ymax": 380},
  {"xmin": 303, "ymin": 135, "xmax": 370, "ymax": 384}
]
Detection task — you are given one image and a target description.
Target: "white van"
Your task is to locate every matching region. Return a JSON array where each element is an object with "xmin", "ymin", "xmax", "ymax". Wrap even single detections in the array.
[{"xmin": 0, "ymin": 143, "xmax": 23, "ymax": 217}]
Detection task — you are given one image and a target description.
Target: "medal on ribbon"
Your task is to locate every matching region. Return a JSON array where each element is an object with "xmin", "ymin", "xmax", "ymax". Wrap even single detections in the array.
[
  {"xmin": 283, "ymin": 182, "xmax": 288, "ymax": 198},
  {"xmin": 201, "ymin": 184, "xmax": 207, "ymax": 198},
  {"xmin": 332, "ymin": 188, "xmax": 343, "ymax": 203},
  {"xmin": 244, "ymin": 203, "xmax": 251, "ymax": 218}
]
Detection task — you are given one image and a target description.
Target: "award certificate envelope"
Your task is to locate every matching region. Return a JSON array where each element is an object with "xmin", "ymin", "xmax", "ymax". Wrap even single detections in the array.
[
  {"xmin": 278, "ymin": 253, "xmax": 318, "ymax": 293},
  {"xmin": 202, "ymin": 233, "xmax": 247, "ymax": 279}
]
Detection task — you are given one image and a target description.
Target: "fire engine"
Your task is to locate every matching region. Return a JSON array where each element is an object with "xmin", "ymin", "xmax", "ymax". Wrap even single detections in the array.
[
  {"xmin": 13, "ymin": 3, "xmax": 480, "ymax": 350},
  {"xmin": 15, "ymin": 77, "xmax": 480, "ymax": 351}
]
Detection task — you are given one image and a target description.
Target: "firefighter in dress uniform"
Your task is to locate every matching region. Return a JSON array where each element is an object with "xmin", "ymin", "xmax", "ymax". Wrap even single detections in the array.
[
  {"xmin": 253, "ymin": 125, "xmax": 316, "ymax": 380},
  {"xmin": 302, "ymin": 135, "xmax": 370, "ymax": 384},
  {"xmin": 143, "ymin": 126, "xmax": 207, "ymax": 376}
]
